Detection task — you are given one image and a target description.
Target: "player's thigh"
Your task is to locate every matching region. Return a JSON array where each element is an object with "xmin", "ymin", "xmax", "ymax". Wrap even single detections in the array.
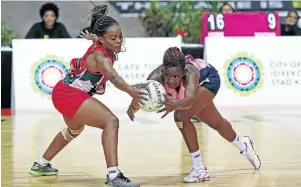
[
  {"xmin": 63, "ymin": 116, "xmax": 84, "ymax": 130},
  {"xmin": 72, "ymin": 97, "xmax": 117, "ymax": 129},
  {"xmin": 195, "ymin": 102, "xmax": 224, "ymax": 130},
  {"xmin": 174, "ymin": 86, "xmax": 215, "ymax": 122}
]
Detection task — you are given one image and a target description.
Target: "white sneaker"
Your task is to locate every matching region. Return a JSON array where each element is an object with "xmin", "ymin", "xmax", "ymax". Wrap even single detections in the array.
[
  {"xmin": 241, "ymin": 136, "xmax": 261, "ymax": 170},
  {"xmin": 183, "ymin": 166, "xmax": 210, "ymax": 183}
]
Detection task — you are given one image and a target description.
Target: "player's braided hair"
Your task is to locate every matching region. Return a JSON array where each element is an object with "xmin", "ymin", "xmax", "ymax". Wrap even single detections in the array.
[
  {"xmin": 82, "ymin": 2, "xmax": 124, "ymax": 59},
  {"xmin": 163, "ymin": 47, "xmax": 185, "ymax": 69},
  {"xmin": 89, "ymin": 4, "xmax": 119, "ymax": 36}
]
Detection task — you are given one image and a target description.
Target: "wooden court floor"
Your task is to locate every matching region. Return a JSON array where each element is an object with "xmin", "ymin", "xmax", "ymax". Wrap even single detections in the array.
[{"xmin": 2, "ymin": 106, "xmax": 301, "ymax": 187}]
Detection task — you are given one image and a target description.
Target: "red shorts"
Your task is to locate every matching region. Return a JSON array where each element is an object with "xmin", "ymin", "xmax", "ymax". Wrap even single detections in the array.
[{"xmin": 52, "ymin": 80, "xmax": 91, "ymax": 118}]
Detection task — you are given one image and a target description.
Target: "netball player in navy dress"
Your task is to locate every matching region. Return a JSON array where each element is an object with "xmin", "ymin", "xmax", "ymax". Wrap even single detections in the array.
[{"xmin": 127, "ymin": 47, "xmax": 261, "ymax": 183}]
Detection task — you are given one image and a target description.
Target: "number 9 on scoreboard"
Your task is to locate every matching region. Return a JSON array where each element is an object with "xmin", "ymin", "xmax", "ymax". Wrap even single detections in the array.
[{"xmin": 201, "ymin": 12, "xmax": 280, "ymax": 44}]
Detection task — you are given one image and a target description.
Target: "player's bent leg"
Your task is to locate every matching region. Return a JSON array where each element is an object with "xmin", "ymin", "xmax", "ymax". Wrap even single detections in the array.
[
  {"xmin": 29, "ymin": 117, "xmax": 85, "ymax": 177},
  {"xmin": 175, "ymin": 111, "xmax": 210, "ymax": 183},
  {"xmin": 175, "ymin": 87, "xmax": 214, "ymax": 152},
  {"xmin": 72, "ymin": 98, "xmax": 119, "ymax": 167},
  {"xmin": 43, "ymin": 116, "xmax": 85, "ymax": 161},
  {"xmin": 71, "ymin": 97, "xmax": 139, "ymax": 187},
  {"xmin": 174, "ymin": 87, "xmax": 214, "ymax": 183},
  {"xmin": 196, "ymin": 102, "xmax": 236, "ymax": 141},
  {"xmin": 174, "ymin": 111, "xmax": 199, "ymax": 153},
  {"xmin": 195, "ymin": 102, "xmax": 261, "ymax": 170}
]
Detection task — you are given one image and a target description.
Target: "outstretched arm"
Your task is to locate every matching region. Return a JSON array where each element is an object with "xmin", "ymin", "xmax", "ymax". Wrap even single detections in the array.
[
  {"xmin": 147, "ymin": 64, "xmax": 164, "ymax": 83},
  {"xmin": 127, "ymin": 64, "xmax": 164, "ymax": 120},
  {"xmin": 94, "ymin": 52, "xmax": 147, "ymax": 101},
  {"xmin": 130, "ymin": 64, "xmax": 164, "ymax": 92},
  {"xmin": 95, "ymin": 52, "xmax": 131, "ymax": 92},
  {"xmin": 130, "ymin": 64, "xmax": 164, "ymax": 87}
]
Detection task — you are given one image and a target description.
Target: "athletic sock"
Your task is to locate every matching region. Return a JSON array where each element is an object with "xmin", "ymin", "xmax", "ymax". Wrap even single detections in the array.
[
  {"xmin": 37, "ymin": 157, "xmax": 49, "ymax": 166},
  {"xmin": 108, "ymin": 166, "xmax": 120, "ymax": 179},
  {"xmin": 190, "ymin": 150, "xmax": 205, "ymax": 169},
  {"xmin": 231, "ymin": 135, "xmax": 247, "ymax": 153}
]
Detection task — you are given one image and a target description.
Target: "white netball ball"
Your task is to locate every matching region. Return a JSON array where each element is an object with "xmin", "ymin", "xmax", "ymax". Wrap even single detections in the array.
[{"xmin": 139, "ymin": 80, "xmax": 166, "ymax": 112}]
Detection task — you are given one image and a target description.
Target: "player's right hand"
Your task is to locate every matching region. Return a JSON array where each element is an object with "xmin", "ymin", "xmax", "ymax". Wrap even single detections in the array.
[{"xmin": 127, "ymin": 87, "xmax": 148, "ymax": 104}]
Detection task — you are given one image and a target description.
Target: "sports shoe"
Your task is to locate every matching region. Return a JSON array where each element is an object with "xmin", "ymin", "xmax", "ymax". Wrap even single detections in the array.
[
  {"xmin": 29, "ymin": 162, "xmax": 58, "ymax": 176},
  {"xmin": 104, "ymin": 172, "xmax": 140, "ymax": 187},
  {"xmin": 241, "ymin": 136, "xmax": 261, "ymax": 170},
  {"xmin": 183, "ymin": 166, "xmax": 210, "ymax": 183}
]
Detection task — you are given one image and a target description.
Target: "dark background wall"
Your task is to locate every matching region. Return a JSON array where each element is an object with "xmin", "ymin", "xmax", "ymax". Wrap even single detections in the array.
[
  {"xmin": 1, "ymin": 50, "xmax": 12, "ymax": 109},
  {"xmin": 1, "ymin": 1, "xmax": 146, "ymax": 38},
  {"xmin": 2, "ymin": 1, "xmax": 300, "ymax": 39}
]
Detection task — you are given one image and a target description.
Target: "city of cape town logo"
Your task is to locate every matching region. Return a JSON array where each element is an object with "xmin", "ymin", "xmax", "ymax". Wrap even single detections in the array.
[
  {"xmin": 31, "ymin": 55, "xmax": 69, "ymax": 98},
  {"xmin": 224, "ymin": 52, "xmax": 263, "ymax": 96}
]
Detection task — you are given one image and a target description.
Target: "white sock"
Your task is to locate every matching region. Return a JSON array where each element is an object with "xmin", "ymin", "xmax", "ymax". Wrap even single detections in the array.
[
  {"xmin": 231, "ymin": 135, "xmax": 247, "ymax": 153},
  {"xmin": 107, "ymin": 166, "xmax": 120, "ymax": 179},
  {"xmin": 37, "ymin": 157, "xmax": 49, "ymax": 166},
  {"xmin": 190, "ymin": 150, "xmax": 205, "ymax": 169}
]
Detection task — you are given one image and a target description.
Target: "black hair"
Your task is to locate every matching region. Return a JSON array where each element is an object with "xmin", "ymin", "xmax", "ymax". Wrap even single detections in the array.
[
  {"xmin": 39, "ymin": 2, "xmax": 59, "ymax": 19},
  {"xmin": 220, "ymin": 2, "xmax": 235, "ymax": 13},
  {"xmin": 163, "ymin": 47, "xmax": 185, "ymax": 69},
  {"xmin": 287, "ymin": 10, "xmax": 300, "ymax": 20},
  {"xmin": 90, "ymin": 4, "xmax": 119, "ymax": 36}
]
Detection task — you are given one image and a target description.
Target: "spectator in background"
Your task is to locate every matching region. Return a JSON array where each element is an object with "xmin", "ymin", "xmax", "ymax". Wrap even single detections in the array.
[
  {"xmin": 25, "ymin": 2, "xmax": 71, "ymax": 39},
  {"xmin": 281, "ymin": 10, "xmax": 301, "ymax": 36},
  {"xmin": 220, "ymin": 2, "xmax": 235, "ymax": 13}
]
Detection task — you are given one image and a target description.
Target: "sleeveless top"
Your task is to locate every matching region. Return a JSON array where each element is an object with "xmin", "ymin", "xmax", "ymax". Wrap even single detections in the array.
[
  {"xmin": 164, "ymin": 55, "xmax": 214, "ymax": 100},
  {"xmin": 62, "ymin": 43, "xmax": 115, "ymax": 96}
]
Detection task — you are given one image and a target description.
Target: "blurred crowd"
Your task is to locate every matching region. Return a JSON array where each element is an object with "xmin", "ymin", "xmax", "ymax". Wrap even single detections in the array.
[{"xmin": 22, "ymin": 2, "xmax": 301, "ymax": 41}]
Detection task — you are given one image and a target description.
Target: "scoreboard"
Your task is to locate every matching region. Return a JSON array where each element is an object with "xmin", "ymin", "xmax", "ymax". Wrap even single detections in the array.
[{"xmin": 201, "ymin": 12, "xmax": 281, "ymax": 44}]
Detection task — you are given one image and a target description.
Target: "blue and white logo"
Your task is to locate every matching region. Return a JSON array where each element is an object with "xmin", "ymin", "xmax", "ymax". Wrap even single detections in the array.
[
  {"xmin": 224, "ymin": 53, "xmax": 263, "ymax": 96},
  {"xmin": 31, "ymin": 55, "xmax": 68, "ymax": 97}
]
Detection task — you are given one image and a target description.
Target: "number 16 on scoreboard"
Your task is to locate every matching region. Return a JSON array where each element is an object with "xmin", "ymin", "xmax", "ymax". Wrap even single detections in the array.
[{"xmin": 201, "ymin": 12, "xmax": 280, "ymax": 44}]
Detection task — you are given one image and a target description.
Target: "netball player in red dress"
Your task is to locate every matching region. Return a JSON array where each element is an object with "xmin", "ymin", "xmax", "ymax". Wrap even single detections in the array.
[
  {"xmin": 29, "ymin": 5, "xmax": 144, "ymax": 187},
  {"xmin": 127, "ymin": 47, "xmax": 261, "ymax": 183}
]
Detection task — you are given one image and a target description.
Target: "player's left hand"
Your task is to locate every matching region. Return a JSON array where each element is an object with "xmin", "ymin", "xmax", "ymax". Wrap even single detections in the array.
[
  {"xmin": 127, "ymin": 99, "xmax": 140, "ymax": 121},
  {"xmin": 127, "ymin": 105, "xmax": 135, "ymax": 121},
  {"xmin": 79, "ymin": 30, "xmax": 99, "ymax": 43},
  {"xmin": 157, "ymin": 94, "xmax": 179, "ymax": 118}
]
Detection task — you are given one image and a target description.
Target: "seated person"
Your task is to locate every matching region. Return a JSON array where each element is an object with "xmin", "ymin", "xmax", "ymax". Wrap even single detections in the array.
[{"xmin": 25, "ymin": 2, "xmax": 71, "ymax": 39}]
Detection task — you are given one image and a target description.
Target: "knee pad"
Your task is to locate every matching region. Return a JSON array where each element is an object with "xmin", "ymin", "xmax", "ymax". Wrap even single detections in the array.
[
  {"xmin": 61, "ymin": 126, "xmax": 84, "ymax": 142},
  {"xmin": 174, "ymin": 112, "xmax": 184, "ymax": 129},
  {"xmin": 176, "ymin": 122, "xmax": 184, "ymax": 129}
]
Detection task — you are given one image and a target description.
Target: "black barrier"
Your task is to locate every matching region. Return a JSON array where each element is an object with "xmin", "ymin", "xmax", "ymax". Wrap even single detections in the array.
[
  {"xmin": 1, "ymin": 50, "xmax": 12, "ymax": 109},
  {"xmin": 0, "ymin": 46, "xmax": 204, "ymax": 109},
  {"xmin": 182, "ymin": 46, "xmax": 204, "ymax": 59}
]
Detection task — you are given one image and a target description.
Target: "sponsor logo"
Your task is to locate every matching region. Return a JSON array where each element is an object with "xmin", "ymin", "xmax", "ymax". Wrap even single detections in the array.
[
  {"xmin": 224, "ymin": 52, "xmax": 263, "ymax": 96},
  {"xmin": 31, "ymin": 55, "xmax": 68, "ymax": 98}
]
